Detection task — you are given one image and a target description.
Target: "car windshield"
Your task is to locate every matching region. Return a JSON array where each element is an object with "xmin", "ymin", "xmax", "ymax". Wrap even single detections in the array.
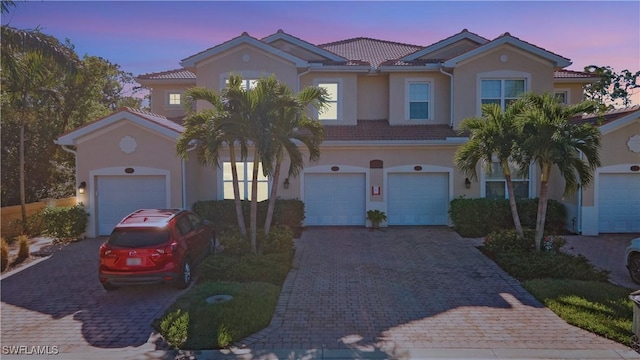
[{"xmin": 108, "ymin": 228, "xmax": 170, "ymax": 248}]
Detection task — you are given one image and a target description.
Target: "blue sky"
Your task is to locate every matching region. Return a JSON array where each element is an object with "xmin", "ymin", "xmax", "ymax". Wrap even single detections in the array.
[{"xmin": 3, "ymin": 1, "xmax": 639, "ymax": 80}]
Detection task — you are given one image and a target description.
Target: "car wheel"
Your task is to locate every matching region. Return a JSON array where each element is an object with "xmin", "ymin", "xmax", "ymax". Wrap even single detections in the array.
[
  {"xmin": 102, "ymin": 282, "xmax": 118, "ymax": 291},
  {"xmin": 175, "ymin": 257, "xmax": 192, "ymax": 289},
  {"xmin": 628, "ymin": 254, "xmax": 640, "ymax": 284}
]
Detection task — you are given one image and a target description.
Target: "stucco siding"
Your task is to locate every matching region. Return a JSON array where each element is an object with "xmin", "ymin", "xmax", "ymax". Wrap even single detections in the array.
[
  {"xmin": 300, "ymin": 72, "xmax": 359, "ymax": 125},
  {"xmin": 148, "ymin": 84, "xmax": 193, "ymax": 118},
  {"xmin": 357, "ymin": 75, "xmax": 389, "ymax": 120},
  {"xmin": 388, "ymin": 72, "xmax": 451, "ymax": 126}
]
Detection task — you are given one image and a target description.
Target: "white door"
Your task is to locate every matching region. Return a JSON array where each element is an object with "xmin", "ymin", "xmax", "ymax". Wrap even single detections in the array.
[
  {"xmin": 388, "ymin": 173, "xmax": 449, "ymax": 225},
  {"xmin": 598, "ymin": 173, "xmax": 640, "ymax": 233},
  {"xmin": 96, "ymin": 175, "xmax": 167, "ymax": 235},
  {"xmin": 304, "ymin": 173, "xmax": 366, "ymax": 226}
]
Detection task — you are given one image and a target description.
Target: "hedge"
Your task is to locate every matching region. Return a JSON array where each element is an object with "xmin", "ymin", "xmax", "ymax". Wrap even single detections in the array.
[
  {"xmin": 192, "ymin": 199, "xmax": 305, "ymax": 232},
  {"xmin": 449, "ymin": 198, "xmax": 566, "ymax": 238}
]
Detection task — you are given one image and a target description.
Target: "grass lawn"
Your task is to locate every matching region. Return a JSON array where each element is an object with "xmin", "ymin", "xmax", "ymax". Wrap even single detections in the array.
[{"xmin": 523, "ymin": 279, "xmax": 634, "ymax": 346}]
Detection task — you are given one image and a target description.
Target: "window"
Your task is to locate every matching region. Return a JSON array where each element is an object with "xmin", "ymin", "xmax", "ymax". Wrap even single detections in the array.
[
  {"xmin": 225, "ymin": 78, "xmax": 258, "ymax": 90},
  {"xmin": 485, "ymin": 161, "xmax": 529, "ymax": 199},
  {"xmin": 408, "ymin": 81, "xmax": 431, "ymax": 120},
  {"xmin": 317, "ymin": 82, "xmax": 339, "ymax": 120},
  {"xmin": 554, "ymin": 90, "xmax": 568, "ymax": 105},
  {"xmin": 223, "ymin": 162, "xmax": 269, "ymax": 201},
  {"xmin": 168, "ymin": 93, "xmax": 181, "ymax": 106},
  {"xmin": 481, "ymin": 79, "xmax": 525, "ymax": 110}
]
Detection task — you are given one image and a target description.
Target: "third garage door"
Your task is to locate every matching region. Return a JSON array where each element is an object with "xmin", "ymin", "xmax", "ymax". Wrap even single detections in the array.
[
  {"xmin": 598, "ymin": 173, "xmax": 640, "ymax": 233},
  {"xmin": 388, "ymin": 173, "xmax": 449, "ymax": 225},
  {"xmin": 304, "ymin": 173, "xmax": 365, "ymax": 226}
]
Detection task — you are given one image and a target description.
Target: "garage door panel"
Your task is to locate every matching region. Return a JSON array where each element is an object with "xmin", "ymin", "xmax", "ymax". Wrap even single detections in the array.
[
  {"xmin": 305, "ymin": 173, "xmax": 365, "ymax": 226},
  {"xmin": 598, "ymin": 173, "xmax": 640, "ymax": 233},
  {"xmin": 388, "ymin": 173, "xmax": 449, "ymax": 226},
  {"xmin": 97, "ymin": 176, "xmax": 167, "ymax": 235}
]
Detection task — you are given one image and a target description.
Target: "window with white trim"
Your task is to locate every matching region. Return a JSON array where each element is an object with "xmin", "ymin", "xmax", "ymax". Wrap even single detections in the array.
[
  {"xmin": 554, "ymin": 90, "xmax": 569, "ymax": 105},
  {"xmin": 316, "ymin": 82, "xmax": 339, "ymax": 120},
  {"xmin": 225, "ymin": 78, "xmax": 258, "ymax": 90},
  {"xmin": 485, "ymin": 161, "xmax": 529, "ymax": 199},
  {"xmin": 481, "ymin": 79, "xmax": 525, "ymax": 110},
  {"xmin": 406, "ymin": 80, "xmax": 432, "ymax": 120},
  {"xmin": 223, "ymin": 162, "xmax": 269, "ymax": 201},
  {"xmin": 167, "ymin": 92, "xmax": 182, "ymax": 106}
]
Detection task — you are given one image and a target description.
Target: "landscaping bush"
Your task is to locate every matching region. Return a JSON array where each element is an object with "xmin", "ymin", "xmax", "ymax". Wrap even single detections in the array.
[
  {"xmin": 492, "ymin": 251, "xmax": 609, "ymax": 282},
  {"xmin": 217, "ymin": 228, "xmax": 252, "ymax": 256},
  {"xmin": 1, "ymin": 238, "xmax": 9, "ymax": 272},
  {"xmin": 42, "ymin": 204, "xmax": 89, "ymax": 243},
  {"xmin": 261, "ymin": 225, "xmax": 294, "ymax": 255},
  {"xmin": 450, "ymin": 198, "xmax": 567, "ymax": 237},
  {"xmin": 16, "ymin": 234, "xmax": 29, "ymax": 261}
]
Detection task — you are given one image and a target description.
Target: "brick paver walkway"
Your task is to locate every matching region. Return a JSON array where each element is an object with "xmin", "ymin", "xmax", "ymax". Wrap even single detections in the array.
[
  {"xmin": 239, "ymin": 227, "xmax": 630, "ymax": 355},
  {"xmin": 0, "ymin": 238, "xmax": 182, "ymax": 355}
]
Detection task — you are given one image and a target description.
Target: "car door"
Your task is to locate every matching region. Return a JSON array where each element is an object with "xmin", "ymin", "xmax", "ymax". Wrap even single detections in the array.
[
  {"xmin": 187, "ymin": 213, "xmax": 208, "ymax": 257},
  {"xmin": 176, "ymin": 215, "xmax": 199, "ymax": 259}
]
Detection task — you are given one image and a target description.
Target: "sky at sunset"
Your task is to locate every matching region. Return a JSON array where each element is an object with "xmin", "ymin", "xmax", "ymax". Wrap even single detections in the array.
[{"xmin": 2, "ymin": 1, "xmax": 639, "ymax": 102}]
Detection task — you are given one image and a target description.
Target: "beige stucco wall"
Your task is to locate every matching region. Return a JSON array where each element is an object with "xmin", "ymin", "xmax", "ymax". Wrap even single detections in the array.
[
  {"xmin": 193, "ymin": 45, "xmax": 299, "ymax": 102},
  {"xmin": 147, "ymin": 83, "xmax": 193, "ymax": 118},
  {"xmin": 451, "ymin": 44, "xmax": 556, "ymax": 130},
  {"xmin": 388, "ymin": 72, "xmax": 451, "ymax": 125},
  {"xmin": 553, "ymin": 83, "xmax": 585, "ymax": 105},
  {"xmin": 184, "ymin": 157, "xmax": 217, "ymax": 210},
  {"xmin": 357, "ymin": 74, "xmax": 389, "ymax": 120}
]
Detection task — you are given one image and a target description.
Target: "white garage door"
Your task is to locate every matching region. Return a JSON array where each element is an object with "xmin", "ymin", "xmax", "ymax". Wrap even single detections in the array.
[
  {"xmin": 96, "ymin": 175, "xmax": 167, "ymax": 235},
  {"xmin": 304, "ymin": 173, "xmax": 366, "ymax": 226},
  {"xmin": 388, "ymin": 173, "xmax": 449, "ymax": 225},
  {"xmin": 598, "ymin": 173, "xmax": 640, "ymax": 233}
]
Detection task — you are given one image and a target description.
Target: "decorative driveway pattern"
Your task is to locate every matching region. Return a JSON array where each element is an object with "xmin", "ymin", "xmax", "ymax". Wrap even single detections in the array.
[
  {"xmin": 0, "ymin": 238, "xmax": 181, "ymax": 357},
  {"xmin": 239, "ymin": 227, "xmax": 630, "ymax": 356}
]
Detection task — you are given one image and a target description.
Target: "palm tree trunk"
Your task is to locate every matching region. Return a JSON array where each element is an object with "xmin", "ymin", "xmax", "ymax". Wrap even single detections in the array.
[
  {"xmin": 535, "ymin": 163, "xmax": 551, "ymax": 251},
  {"xmin": 19, "ymin": 119, "xmax": 27, "ymax": 234},
  {"xmin": 502, "ymin": 160, "xmax": 523, "ymax": 237},
  {"xmin": 264, "ymin": 151, "xmax": 282, "ymax": 235},
  {"xmin": 228, "ymin": 145, "xmax": 247, "ymax": 238},
  {"xmin": 249, "ymin": 150, "xmax": 260, "ymax": 254}
]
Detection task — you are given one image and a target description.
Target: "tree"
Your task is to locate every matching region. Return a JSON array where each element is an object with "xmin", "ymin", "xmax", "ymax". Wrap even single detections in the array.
[
  {"xmin": 454, "ymin": 103, "xmax": 525, "ymax": 237},
  {"xmin": 583, "ymin": 65, "xmax": 640, "ymax": 108},
  {"xmin": 515, "ymin": 92, "xmax": 601, "ymax": 251},
  {"xmin": 256, "ymin": 77, "xmax": 327, "ymax": 236},
  {"xmin": 176, "ymin": 79, "xmax": 249, "ymax": 239}
]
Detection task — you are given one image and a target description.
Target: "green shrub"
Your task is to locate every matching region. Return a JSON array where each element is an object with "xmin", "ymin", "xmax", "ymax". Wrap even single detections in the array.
[
  {"xmin": 1, "ymin": 238, "xmax": 9, "ymax": 272},
  {"xmin": 450, "ymin": 198, "xmax": 567, "ymax": 237},
  {"xmin": 492, "ymin": 251, "xmax": 610, "ymax": 282},
  {"xmin": 484, "ymin": 229, "xmax": 536, "ymax": 254},
  {"xmin": 193, "ymin": 199, "xmax": 305, "ymax": 232},
  {"xmin": 159, "ymin": 309, "xmax": 189, "ymax": 348},
  {"xmin": 16, "ymin": 234, "xmax": 29, "ymax": 260},
  {"xmin": 42, "ymin": 204, "xmax": 89, "ymax": 243},
  {"xmin": 262, "ymin": 225, "xmax": 294, "ymax": 255},
  {"xmin": 218, "ymin": 228, "xmax": 252, "ymax": 256},
  {"xmin": 199, "ymin": 253, "xmax": 292, "ymax": 285},
  {"xmin": 272, "ymin": 199, "xmax": 305, "ymax": 230}
]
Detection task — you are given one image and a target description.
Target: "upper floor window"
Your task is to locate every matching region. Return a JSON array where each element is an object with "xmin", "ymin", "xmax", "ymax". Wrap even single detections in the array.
[
  {"xmin": 167, "ymin": 92, "xmax": 182, "ymax": 106},
  {"xmin": 405, "ymin": 79, "xmax": 433, "ymax": 120},
  {"xmin": 222, "ymin": 161, "xmax": 269, "ymax": 201},
  {"xmin": 554, "ymin": 90, "xmax": 569, "ymax": 105},
  {"xmin": 225, "ymin": 78, "xmax": 258, "ymax": 90},
  {"xmin": 481, "ymin": 79, "xmax": 525, "ymax": 110},
  {"xmin": 316, "ymin": 81, "xmax": 340, "ymax": 121},
  {"xmin": 485, "ymin": 161, "xmax": 529, "ymax": 199}
]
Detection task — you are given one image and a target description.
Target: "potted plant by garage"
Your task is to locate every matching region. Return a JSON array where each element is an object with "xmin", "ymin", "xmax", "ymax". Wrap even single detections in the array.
[{"xmin": 366, "ymin": 210, "xmax": 387, "ymax": 230}]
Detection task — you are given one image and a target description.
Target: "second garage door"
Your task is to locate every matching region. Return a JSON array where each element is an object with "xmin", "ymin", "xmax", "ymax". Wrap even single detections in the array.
[
  {"xmin": 598, "ymin": 173, "xmax": 640, "ymax": 233},
  {"xmin": 96, "ymin": 175, "xmax": 167, "ymax": 235},
  {"xmin": 388, "ymin": 172, "xmax": 449, "ymax": 225},
  {"xmin": 304, "ymin": 173, "xmax": 366, "ymax": 226}
]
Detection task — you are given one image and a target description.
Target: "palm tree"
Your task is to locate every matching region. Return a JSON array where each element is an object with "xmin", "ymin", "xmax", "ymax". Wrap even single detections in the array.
[
  {"xmin": 258, "ymin": 78, "xmax": 327, "ymax": 235},
  {"xmin": 515, "ymin": 92, "xmax": 601, "ymax": 251},
  {"xmin": 454, "ymin": 103, "xmax": 525, "ymax": 237},
  {"xmin": 2, "ymin": 0, "xmax": 80, "ymax": 232},
  {"xmin": 176, "ymin": 81, "xmax": 249, "ymax": 238}
]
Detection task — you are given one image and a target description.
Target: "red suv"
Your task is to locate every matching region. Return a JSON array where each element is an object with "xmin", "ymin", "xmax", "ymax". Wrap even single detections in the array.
[{"xmin": 99, "ymin": 209, "xmax": 216, "ymax": 291}]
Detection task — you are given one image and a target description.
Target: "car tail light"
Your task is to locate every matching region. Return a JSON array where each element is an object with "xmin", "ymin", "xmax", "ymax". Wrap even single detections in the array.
[
  {"xmin": 157, "ymin": 241, "xmax": 178, "ymax": 255},
  {"xmin": 100, "ymin": 244, "xmax": 112, "ymax": 256}
]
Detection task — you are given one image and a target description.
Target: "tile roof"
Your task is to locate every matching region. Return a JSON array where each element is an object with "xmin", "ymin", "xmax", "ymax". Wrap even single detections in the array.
[
  {"xmin": 120, "ymin": 107, "xmax": 185, "ymax": 133},
  {"xmin": 554, "ymin": 70, "xmax": 599, "ymax": 79},
  {"xmin": 570, "ymin": 105, "xmax": 640, "ymax": 126},
  {"xmin": 137, "ymin": 68, "xmax": 195, "ymax": 80},
  {"xmin": 322, "ymin": 120, "xmax": 463, "ymax": 141},
  {"xmin": 319, "ymin": 38, "xmax": 422, "ymax": 68}
]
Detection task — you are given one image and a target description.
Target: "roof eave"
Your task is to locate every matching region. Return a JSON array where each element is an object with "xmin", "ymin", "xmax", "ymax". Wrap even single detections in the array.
[
  {"xmin": 553, "ymin": 78, "xmax": 599, "ymax": 84},
  {"xmin": 135, "ymin": 78, "xmax": 197, "ymax": 86},
  {"xmin": 309, "ymin": 65, "xmax": 372, "ymax": 73},
  {"xmin": 378, "ymin": 64, "xmax": 442, "ymax": 72},
  {"xmin": 401, "ymin": 31, "xmax": 489, "ymax": 62},
  {"xmin": 321, "ymin": 138, "xmax": 467, "ymax": 146},
  {"xmin": 262, "ymin": 31, "xmax": 348, "ymax": 62}
]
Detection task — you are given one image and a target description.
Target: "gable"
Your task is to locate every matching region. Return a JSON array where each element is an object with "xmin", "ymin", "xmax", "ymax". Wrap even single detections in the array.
[
  {"xmin": 268, "ymin": 39, "xmax": 329, "ymax": 62},
  {"xmin": 416, "ymin": 38, "xmax": 483, "ymax": 62},
  {"xmin": 262, "ymin": 30, "xmax": 347, "ymax": 63}
]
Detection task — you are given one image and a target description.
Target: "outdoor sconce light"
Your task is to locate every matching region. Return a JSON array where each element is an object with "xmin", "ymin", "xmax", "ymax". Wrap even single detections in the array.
[
  {"xmin": 464, "ymin": 178, "xmax": 471, "ymax": 189},
  {"xmin": 283, "ymin": 178, "xmax": 290, "ymax": 189},
  {"xmin": 78, "ymin": 181, "xmax": 87, "ymax": 194}
]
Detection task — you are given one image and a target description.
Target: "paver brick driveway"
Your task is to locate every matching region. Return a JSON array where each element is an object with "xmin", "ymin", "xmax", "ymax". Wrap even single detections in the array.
[{"xmin": 240, "ymin": 227, "xmax": 630, "ymax": 356}]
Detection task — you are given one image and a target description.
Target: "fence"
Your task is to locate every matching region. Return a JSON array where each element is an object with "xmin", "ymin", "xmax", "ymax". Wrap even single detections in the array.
[{"xmin": 1, "ymin": 197, "xmax": 77, "ymax": 238}]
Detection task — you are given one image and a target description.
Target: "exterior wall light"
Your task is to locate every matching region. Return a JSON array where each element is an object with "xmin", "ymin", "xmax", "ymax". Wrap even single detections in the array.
[
  {"xmin": 78, "ymin": 181, "xmax": 87, "ymax": 194},
  {"xmin": 464, "ymin": 178, "xmax": 471, "ymax": 189},
  {"xmin": 283, "ymin": 178, "xmax": 290, "ymax": 189}
]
